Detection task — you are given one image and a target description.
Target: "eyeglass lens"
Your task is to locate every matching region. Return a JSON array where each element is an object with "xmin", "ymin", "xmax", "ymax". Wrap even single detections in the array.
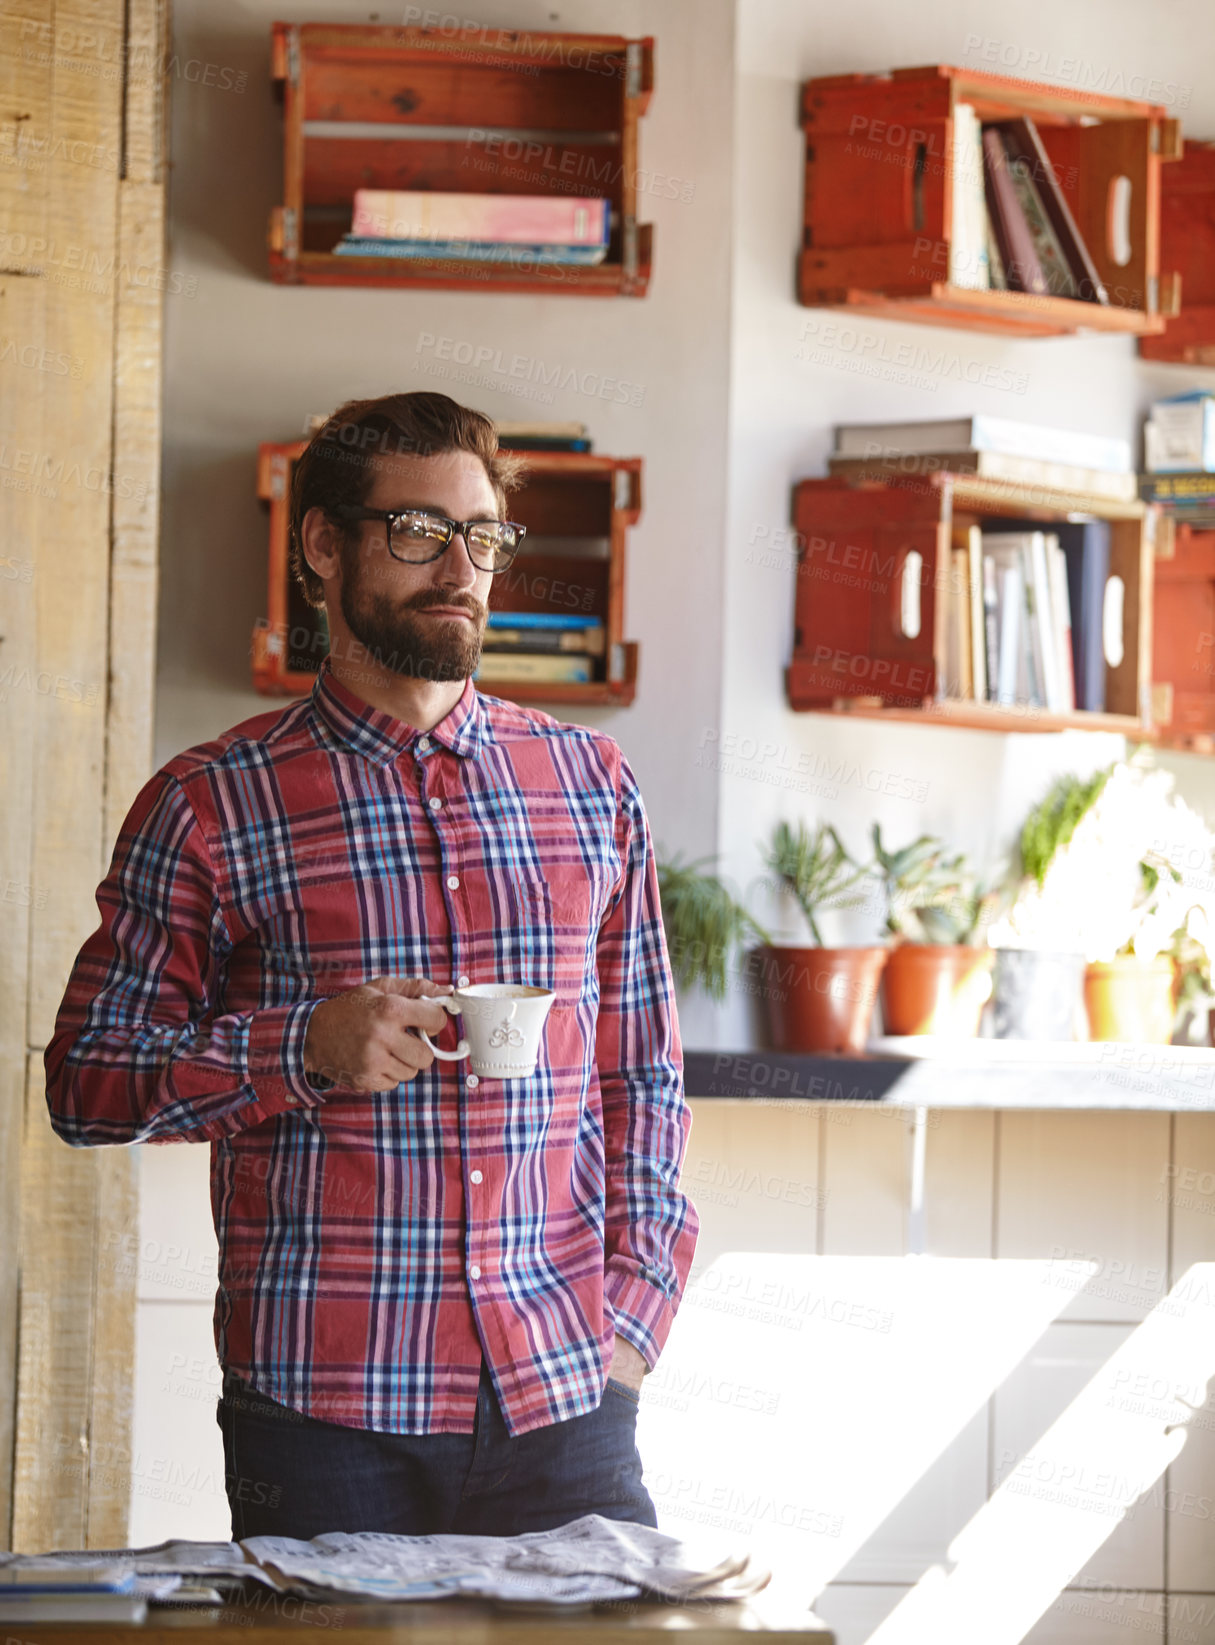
[{"xmin": 389, "ymin": 511, "xmax": 517, "ymax": 570}]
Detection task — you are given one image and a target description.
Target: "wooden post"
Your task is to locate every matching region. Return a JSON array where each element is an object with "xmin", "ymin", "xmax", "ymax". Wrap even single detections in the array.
[{"xmin": 0, "ymin": 0, "xmax": 168, "ymax": 1552}]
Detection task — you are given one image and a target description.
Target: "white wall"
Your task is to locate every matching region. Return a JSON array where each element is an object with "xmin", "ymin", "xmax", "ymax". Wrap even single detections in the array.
[
  {"xmin": 709, "ymin": 0, "xmax": 1215, "ymax": 1046},
  {"xmin": 156, "ymin": 0, "xmax": 735, "ymax": 894}
]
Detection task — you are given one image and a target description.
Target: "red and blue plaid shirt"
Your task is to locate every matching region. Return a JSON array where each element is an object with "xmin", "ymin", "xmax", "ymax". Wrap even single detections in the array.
[{"xmin": 44, "ymin": 658, "xmax": 698, "ymax": 1436}]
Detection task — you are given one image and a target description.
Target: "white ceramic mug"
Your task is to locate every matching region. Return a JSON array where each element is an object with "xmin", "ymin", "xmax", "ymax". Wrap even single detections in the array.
[{"xmin": 420, "ymin": 983, "xmax": 556, "ymax": 1079}]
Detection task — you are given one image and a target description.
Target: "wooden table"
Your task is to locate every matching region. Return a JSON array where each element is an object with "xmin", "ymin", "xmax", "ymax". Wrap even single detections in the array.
[{"xmin": 11, "ymin": 1592, "xmax": 833, "ymax": 1642}]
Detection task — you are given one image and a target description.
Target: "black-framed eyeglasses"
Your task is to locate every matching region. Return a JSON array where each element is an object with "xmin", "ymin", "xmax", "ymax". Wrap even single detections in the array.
[{"xmin": 332, "ymin": 506, "xmax": 526, "ymax": 573}]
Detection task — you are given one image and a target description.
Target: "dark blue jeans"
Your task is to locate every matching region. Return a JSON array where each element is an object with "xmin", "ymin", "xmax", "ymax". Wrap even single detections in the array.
[{"xmin": 217, "ymin": 1362, "xmax": 656, "ymax": 1539}]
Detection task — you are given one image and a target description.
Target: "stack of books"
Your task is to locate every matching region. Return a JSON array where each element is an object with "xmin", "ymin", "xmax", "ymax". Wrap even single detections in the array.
[
  {"xmin": 0, "ymin": 1563, "xmax": 149, "ymax": 1625},
  {"xmin": 496, "ymin": 421, "xmax": 591, "ymax": 453},
  {"xmin": 949, "ymin": 107, "xmax": 1108, "ymax": 301},
  {"xmin": 332, "ymin": 191, "xmax": 611, "ymax": 266},
  {"xmin": 829, "ymin": 413, "xmax": 1136, "ymax": 502},
  {"xmin": 475, "ymin": 611, "xmax": 605, "ymax": 685},
  {"xmin": 1141, "ymin": 391, "xmax": 1215, "ymax": 526},
  {"xmin": 937, "ymin": 520, "xmax": 1111, "ymax": 713}
]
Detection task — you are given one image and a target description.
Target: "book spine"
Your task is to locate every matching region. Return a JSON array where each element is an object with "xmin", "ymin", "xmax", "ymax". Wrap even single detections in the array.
[
  {"xmin": 474, "ymin": 653, "xmax": 593, "ymax": 683},
  {"xmin": 996, "ymin": 128, "xmax": 1080, "ymax": 300},
  {"xmin": 351, "ymin": 190, "xmax": 609, "ymax": 245},
  {"xmin": 486, "ymin": 611, "xmax": 602, "ymax": 631},
  {"xmin": 1028, "ymin": 531, "xmax": 1062, "ymax": 710},
  {"xmin": 982, "ymin": 554, "xmax": 1000, "ymax": 702},
  {"xmin": 334, "ymin": 238, "xmax": 608, "ymax": 265},
  {"xmin": 982, "ymin": 127, "xmax": 1048, "ymax": 296},
  {"xmin": 949, "ymin": 104, "xmax": 989, "ymax": 291},
  {"xmin": 1048, "ymin": 537, "xmax": 1077, "ymax": 712},
  {"xmin": 967, "ymin": 527, "xmax": 987, "ymax": 703},
  {"xmin": 483, "ymin": 627, "xmax": 605, "ymax": 656},
  {"xmin": 996, "ymin": 563, "xmax": 1022, "ymax": 706}
]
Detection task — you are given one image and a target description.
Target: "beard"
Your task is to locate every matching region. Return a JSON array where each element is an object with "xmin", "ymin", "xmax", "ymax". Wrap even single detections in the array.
[{"xmin": 339, "ymin": 547, "xmax": 485, "ymax": 683}]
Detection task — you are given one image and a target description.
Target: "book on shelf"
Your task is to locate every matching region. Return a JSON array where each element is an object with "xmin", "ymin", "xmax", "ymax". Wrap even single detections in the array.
[
  {"xmin": 496, "ymin": 421, "xmax": 588, "ymax": 440},
  {"xmin": 483, "ymin": 624, "xmax": 606, "ymax": 657},
  {"xmin": 948, "ymin": 113, "xmax": 1106, "ymax": 303},
  {"xmin": 1048, "ymin": 536, "xmax": 1077, "ymax": 712},
  {"xmin": 1140, "ymin": 471, "xmax": 1215, "ymax": 504},
  {"xmin": 1055, "ymin": 519, "xmax": 1111, "ymax": 712},
  {"xmin": 949, "ymin": 104, "xmax": 989, "ymax": 291},
  {"xmin": 332, "ymin": 236, "xmax": 609, "ymax": 265},
  {"xmin": 486, "ymin": 611, "xmax": 602, "ymax": 631},
  {"xmin": 1144, "ymin": 392, "xmax": 1215, "ymax": 474},
  {"xmin": 496, "ymin": 436, "xmax": 592, "ymax": 451},
  {"xmin": 937, "ymin": 527, "xmax": 1086, "ymax": 713},
  {"xmin": 828, "ymin": 449, "xmax": 1137, "ymax": 502},
  {"xmin": 997, "ymin": 119, "xmax": 1108, "ymax": 303},
  {"xmin": 350, "ymin": 190, "xmax": 611, "ymax": 247},
  {"xmin": 964, "ymin": 524, "xmax": 987, "ymax": 703},
  {"xmin": 474, "ymin": 652, "xmax": 594, "ymax": 684},
  {"xmin": 833, "ymin": 415, "xmax": 1131, "ymax": 473},
  {"xmin": 982, "ymin": 127, "xmax": 1048, "ymax": 295}
]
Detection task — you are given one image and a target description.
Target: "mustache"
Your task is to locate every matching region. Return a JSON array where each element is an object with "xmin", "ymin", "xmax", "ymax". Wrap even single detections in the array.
[{"xmin": 408, "ymin": 593, "xmax": 484, "ymax": 618}]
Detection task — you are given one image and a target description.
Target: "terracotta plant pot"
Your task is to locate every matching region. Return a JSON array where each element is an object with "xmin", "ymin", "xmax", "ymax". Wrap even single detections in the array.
[
  {"xmin": 1084, "ymin": 955, "xmax": 1177, "ymax": 1044},
  {"xmin": 750, "ymin": 945, "xmax": 888, "ymax": 1054},
  {"xmin": 881, "ymin": 944, "xmax": 995, "ymax": 1037}
]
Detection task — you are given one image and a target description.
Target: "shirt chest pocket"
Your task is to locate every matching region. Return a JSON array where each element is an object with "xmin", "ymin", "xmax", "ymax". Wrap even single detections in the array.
[{"xmin": 507, "ymin": 874, "xmax": 597, "ymax": 1008}]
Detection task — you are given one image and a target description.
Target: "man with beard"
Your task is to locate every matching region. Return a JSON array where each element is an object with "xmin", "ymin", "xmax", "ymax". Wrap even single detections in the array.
[{"xmin": 45, "ymin": 392, "xmax": 698, "ymax": 1540}]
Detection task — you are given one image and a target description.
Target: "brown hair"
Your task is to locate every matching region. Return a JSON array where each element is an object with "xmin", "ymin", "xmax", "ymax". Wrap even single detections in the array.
[{"xmin": 288, "ymin": 391, "xmax": 524, "ymax": 608}]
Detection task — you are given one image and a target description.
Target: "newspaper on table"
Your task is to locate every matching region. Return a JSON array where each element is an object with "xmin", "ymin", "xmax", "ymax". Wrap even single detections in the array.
[
  {"xmin": 242, "ymin": 1514, "xmax": 770, "ymax": 1606},
  {"xmin": 0, "ymin": 1539, "xmax": 276, "ymax": 1600},
  {"xmin": 0, "ymin": 1517, "xmax": 769, "ymax": 1609}
]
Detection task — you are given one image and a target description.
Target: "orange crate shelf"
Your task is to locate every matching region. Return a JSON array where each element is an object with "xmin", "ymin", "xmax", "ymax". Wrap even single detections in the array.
[
  {"xmin": 268, "ymin": 23, "xmax": 653, "ymax": 296},
  {"xmin": 254, "ymin": 442, "xmax": 641, "ymax": 708},
  {"xmin": 799, "ymin": 63, "xmax": 1182, "ymax": 338},
  {"xmin": 1139, "ymin": 140, "xmax": 1215, "ymax": 363},
  {"xmin": 785, "ymin": 470, "xmax": 1153, "ymax": 735}
]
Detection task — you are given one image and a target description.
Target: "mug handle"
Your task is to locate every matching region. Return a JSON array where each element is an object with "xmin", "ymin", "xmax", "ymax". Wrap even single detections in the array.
[{"xmin": 420, "ymin": 995, "xmax": 470, "ymax": 1062}]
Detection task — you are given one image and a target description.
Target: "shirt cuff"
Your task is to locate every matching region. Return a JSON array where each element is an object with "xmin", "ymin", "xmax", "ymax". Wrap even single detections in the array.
[
  {"xmin": 604, "ymin": 1259, "xmax": 681, "ymax": 1370},
  {"xmin": 245, "ymin": 1000, "xmax": 330, "ymax": 1112}
]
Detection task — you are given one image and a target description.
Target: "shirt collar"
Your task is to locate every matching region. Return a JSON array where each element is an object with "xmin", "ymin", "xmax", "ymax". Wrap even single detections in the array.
[{"xmin": 310, "ymin": 655, "xmax": 486, "ymax": 765}]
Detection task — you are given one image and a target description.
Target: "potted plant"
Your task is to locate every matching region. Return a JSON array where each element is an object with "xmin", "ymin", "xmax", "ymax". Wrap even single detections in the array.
[
  {"xmin": 992, "ymin": 755, "xmax": 1215, "ymax": 1043},
  {"xmin": 983, "ymin": 769, "xmax": 1109, "ymax": 1039},
  {"xmin": 870, "ymin": 826, "xmax": 997, "ymax": 1037},
  {"xmin": 656, "ymin": 821, "xmax": 886, "ymax": 1053},
  {"xmin": 656, "ymin": 852, "xmax": 772, "ymax": 1003},
  {"xmin": 750, "ymin": 820, "xmax": 886, "ymax": 1054}
]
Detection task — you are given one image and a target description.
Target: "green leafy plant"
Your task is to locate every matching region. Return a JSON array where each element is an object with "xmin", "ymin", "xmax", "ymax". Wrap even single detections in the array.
[
  {"xmin": 760, "ymin": 820, "xmax": 871, "ymax": 947},
  {"xmin": 1020, "ymin": 767, "xmax": 1113, "ymax": 887},
  {"xmin": 656, "ymin": 854, "xmax": 771, "ymax": 1003},
  {"xmin": 870, "ymin": 824, "xmax": 996, "ymax": 945}
]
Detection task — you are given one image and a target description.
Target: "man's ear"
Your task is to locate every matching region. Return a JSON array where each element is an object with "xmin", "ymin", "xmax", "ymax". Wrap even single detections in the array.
[{"xmin": 301, "ymin": 505, "xmax": 343, "ymax": 588}]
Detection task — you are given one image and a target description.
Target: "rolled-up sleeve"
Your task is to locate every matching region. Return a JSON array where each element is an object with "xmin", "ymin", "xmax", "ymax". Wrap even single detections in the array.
[
  {"xmin": 44, "ymin": 771, "xmax": 325, "ymax": 1146},
  {"xmin": 594, "ymin": 752, "xmax": 699, "ymax": 1367}
]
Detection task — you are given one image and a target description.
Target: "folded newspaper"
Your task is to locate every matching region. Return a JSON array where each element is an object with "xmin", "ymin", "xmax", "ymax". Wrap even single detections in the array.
[{"xmin": 0, "ymin": 1518, "xmax": 769, "ymax": 1609}]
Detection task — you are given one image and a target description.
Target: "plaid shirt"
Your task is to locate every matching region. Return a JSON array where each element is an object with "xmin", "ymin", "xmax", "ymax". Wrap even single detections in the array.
[{"xmin": 45, "ymin": 658, "xmax": 697, "ymax": 1436}]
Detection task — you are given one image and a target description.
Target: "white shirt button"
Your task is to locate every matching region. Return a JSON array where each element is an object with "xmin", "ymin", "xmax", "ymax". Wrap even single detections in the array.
[
  {"xmin": 466, "ymin": 1074, "xmax": 479, "ymax": 1089},
  {"xmin": 470, "ymin": 1264, "xmax": 482, "ymax": 1280},
  {"xmin": 447, "ymin": 875, "xmax": 460, "ymax": 890},
  {"xmin": 457, "ymin": 975, "xmax": 470, "ymax": 988},
  {"xmin": 428, "ymin": 796, "xmax": 442, "ymax": 812},
  {"xmin": 418, "ymin": 735, "xmax": 431, "ymax": 750},
  {"xmin": 470, "ymin": 1169, "xmax": 483, "ymax": 1184}
]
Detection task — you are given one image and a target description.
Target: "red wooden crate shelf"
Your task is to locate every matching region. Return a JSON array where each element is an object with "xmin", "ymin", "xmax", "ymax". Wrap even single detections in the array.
[
  {"xmin": 268, "ymin": 22, "xmax": 654, "ymax": 296},
  {"xmin": 1143, "ymin": 519, "xmax": 1215, "ymax": 747},
  {"xmin": 254, "ymin": 442, "xmax": 641, "ymax": 708},
  {"xmin": 1139, "ymin": 140, "xmax": 1215, "ymax": 364},
  {"xmin": 785, "ymin": 470, "xmax": 1153, "ymax": 735},
  {"xmin": 799, "ymin": 63, "xmax": 1182, "ymax": 338}
]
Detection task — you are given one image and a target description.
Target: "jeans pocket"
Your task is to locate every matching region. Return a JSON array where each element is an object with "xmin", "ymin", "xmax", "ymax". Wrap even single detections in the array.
[{"xmin": 604, "ymin": 1376, "xmax": 641, "ymax": 1408}]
